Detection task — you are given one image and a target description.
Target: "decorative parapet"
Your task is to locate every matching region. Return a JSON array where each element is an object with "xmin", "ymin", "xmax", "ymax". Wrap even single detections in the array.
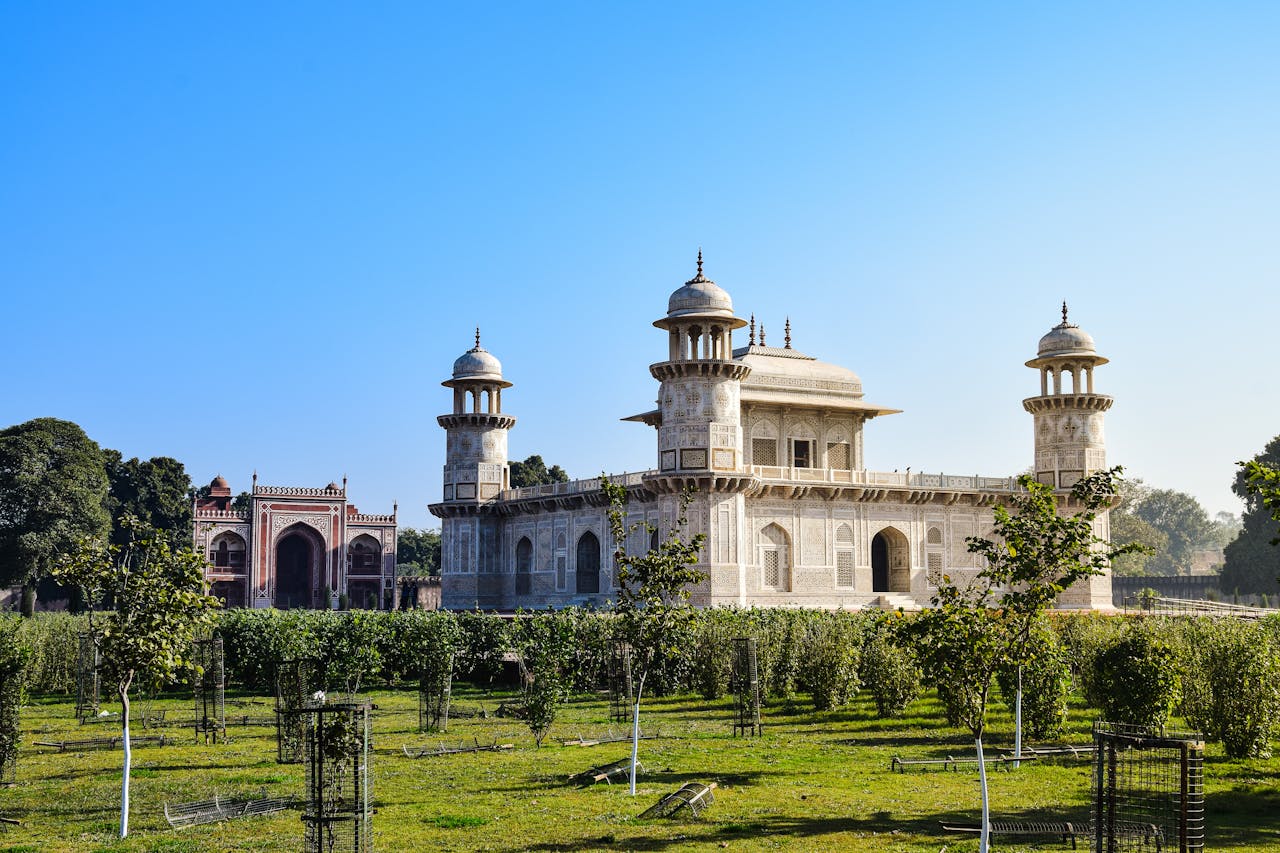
[
  {"xmin": 499, "ymin": 470, "xmax": 652, "ymax": 502},
  {"xmin": 350, "ymin": 513, "xmax": 396, "ymax": 524},
  {"xmin": 194, "ymin": 509, "xmax": 250, "ymax": 520},
  {"xmin": 253, "ymin": 485, "xmax": 344, "ymax": 497}
]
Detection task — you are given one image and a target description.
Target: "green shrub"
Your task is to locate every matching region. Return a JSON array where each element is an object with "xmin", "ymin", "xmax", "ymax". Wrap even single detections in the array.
[
  {"xmin": 798, "ymin": 613, "xmax": 862, "ymax": 711},
  {"xmin": 1181, "ymin": 618, "xmax": 1280, "ymax": 758},
  {"xmin": 995, "ymin": 617, "xmax": 1070, "ymax": 739},
  {"xmin": 1093, "ymin": 623, "xmax": 1181, "ymax": 728},
  {"xmin": 14, "ymin": 612, "xmax": 83, "ymax": 694},
  {"xmin": 858, "ymin": 614, "xmax": 921, "ymax": 718}
]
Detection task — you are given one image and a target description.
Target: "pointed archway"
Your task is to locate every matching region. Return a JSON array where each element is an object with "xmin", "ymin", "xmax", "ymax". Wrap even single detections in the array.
[
  {"xmin": 274, "ymin": 523, "xmax": 324, "ymax": 609},
  {"xmin": 871, "ymin": 527, "xmax": 910, "ymax": 593}
]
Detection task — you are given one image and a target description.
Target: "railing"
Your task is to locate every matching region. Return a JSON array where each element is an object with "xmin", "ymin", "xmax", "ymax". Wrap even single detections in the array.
[
  {"xmin": 501, "ymin": 471, "xmax": 653, "ymax": 501},
  {"xmin": 350, "ymin": 513, "xmax": 395, "ymax": 524},
  {"xmin": 252, "ymin": 485, "xmax": 343, "ymax": 497},
  {"xmin": 196, "ymin": 509, "xmax": 250, "ymax": 520},
  {"xmin": 750, "ymin": 466, "xmax": 1020, "ymax": 491}
]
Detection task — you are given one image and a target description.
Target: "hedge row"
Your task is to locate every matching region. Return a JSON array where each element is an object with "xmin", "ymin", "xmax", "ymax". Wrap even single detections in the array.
[{"xmin": 7, "ymin": 609, "xmax": 1280, "ymax": 757}]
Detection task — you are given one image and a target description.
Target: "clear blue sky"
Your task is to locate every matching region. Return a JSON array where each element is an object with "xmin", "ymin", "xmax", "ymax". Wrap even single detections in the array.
[{"xmin": 2, "ymin": 3, "xmax": 1277, "ymax": 527}]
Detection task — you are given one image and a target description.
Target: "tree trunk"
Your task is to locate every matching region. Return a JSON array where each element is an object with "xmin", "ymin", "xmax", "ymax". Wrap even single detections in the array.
[
  {"xmin": 976, "ymin": 736, "xmax": 990, "ymax": 853},
  {"xmin": 119, "ymin": 682, "xmax": 132, "ymax": 839},
  {"xmin": 629, "ymin": 700, "xmax": 641, "ymax": 796},
  {"xmin": 19, "ymin": 582, "xmax": 35, "ymax": 618},
  {"xmin": 1014, "ymin": 666, "xmax": 1023, "ymax": 769}
]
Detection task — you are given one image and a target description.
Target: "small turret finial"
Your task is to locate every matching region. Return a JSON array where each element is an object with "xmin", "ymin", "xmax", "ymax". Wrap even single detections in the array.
[
  {"xmin": 784, "ymin": 317, "xmax": 792, "ymax": 349},
  {"xmin": 1062, "ymin": 301, "xmax": 1068, "ymax": 326},
  {"xmin": 749, "ymin": 314, "xmax": 756, "ymax": 346},
  {"xmin": 475, "ymin": 327, "xmax": 481, "ymax": 348},
  {"xmin": 696, "ymin": 248, "xmax": 703, "ymax": 276},
  {"xmin": 759, "ymin": 324, "xmax": 766, "ymax": 346}
]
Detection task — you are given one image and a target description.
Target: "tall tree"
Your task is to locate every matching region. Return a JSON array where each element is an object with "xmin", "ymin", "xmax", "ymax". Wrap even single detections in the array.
[
  {"xmin": 603, "ymin": 476, "xmax": 706, "ymax": 795},
  {"xmin": 54, "ymin": 519, "xmax": 220, "ymax": 838},
  {"xmin": 397, "ymin": 528, "xmax": 441, "ymax": 575},
  {"xmin": 509, "ymin": 455, "xmax": 569, "ymax": 488},
  {"xmin": 103, "ymin": 452, "xmax": 194, "ymax": 544},
  {"xmin": 1222, "ymin": 437, "xmax": 1280, "ymax": 595},
  {"xmin": 907, "ymin": 469, "xmax": 1139, "ymax": 853},
  {"xmin": 0, "ymin": 418, "xmax": 110, "ymax": 616},
  {"xmin": 1132, "ymin": 488, "xmax": 1214, "ymax": 575}
]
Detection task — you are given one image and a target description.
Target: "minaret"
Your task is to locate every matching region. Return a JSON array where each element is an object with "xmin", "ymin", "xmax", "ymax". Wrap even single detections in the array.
[
  {"xmin": 1023, "ymin": 303, "xmax": 1112, "ymax": 490},
  {"xmin": 430, "ymin": 330, "xmax": 515, "ymax": 608},
  {"xmin": 650, "ymin": 251, "xmax": 751, "ymax": 477}
]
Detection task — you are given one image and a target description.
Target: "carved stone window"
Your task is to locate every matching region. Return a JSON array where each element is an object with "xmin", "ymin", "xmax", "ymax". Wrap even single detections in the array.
[
  {"xmin": 752, "ymin": 438, "xmax": 777, "ymax": 466},
  {"xmin": 791, "ymin": 439, "xmax": 813, "ymax": 469},
  {"xmin": 826, "ymin": 442, "xmax": 850, "ymax": 470}
]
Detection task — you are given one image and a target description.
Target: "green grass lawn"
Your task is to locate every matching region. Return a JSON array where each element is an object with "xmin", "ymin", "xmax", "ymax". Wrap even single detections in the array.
[{"xmin": 2, "ymin": 686, "xmax": 1277, "ymax": 852}]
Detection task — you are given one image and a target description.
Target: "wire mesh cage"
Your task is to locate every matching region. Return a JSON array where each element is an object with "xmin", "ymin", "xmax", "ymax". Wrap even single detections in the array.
[
  {"xmin": 418, "ymin": 651, "xmax": 453, "ymax": 733},
  {"xmin": 193, "ymin": 637, "xmax": 226, "ymax": 744},
  {"xmin": 302, "ymin": 701, "xmax": 372, "ymax": 853},
  {"xmin": 608, "ymin": 642, "xmax": 633, "ymax": 724},
  {"xmin": 75, "ymin": 632, "xmax": 100, "ymax": 722},
  {"xmin": 731, "ymin": 637, "xmax": 762, "ymax": 737},
  {"xmin": 276, "ymin": 658, "xmax": 320, "ymax": 764},
  {"xmin": 1091, "ymin": 722, "xmax": 1205, "ymax": 853},
  {"xmin": 0, "ymin": 664, "xmax": 19, "ymax": 785}
]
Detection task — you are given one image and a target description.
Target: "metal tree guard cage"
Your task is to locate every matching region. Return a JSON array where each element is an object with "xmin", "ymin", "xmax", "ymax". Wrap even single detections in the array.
[
  {"xmin": 609, "ymin": 642, "xmax": 633, "ymax": 724},
  {"xmin": 276, "ymin": 658, "xmax": 320, "ymax": 764},
  {"xmin": 1091, "ymin": 722, "xmax": 1205, "ymax": 853},
  {"xmin": 75, "ymin": 632, "xmax": 100, "ymax": 722},
  {"xmin": 302, "ymin": 701, "xmax": 372, "ymax": 853},
  {"xmin": 418, "ymin": 651, "xmax": 454, "ymax": 733},
  {"xmin": 193, "ymin": 637, "xmax": 226, "ymax": 744},
  {"xmin": 732, "ymin": 637, "xmax": 762, "ymax": 737}
]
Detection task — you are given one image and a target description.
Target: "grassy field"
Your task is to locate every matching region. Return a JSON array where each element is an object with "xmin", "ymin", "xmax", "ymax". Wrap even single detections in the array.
[{"xmin": 1, "ymin": 685, "xmax": 1278, "ymax": 852}]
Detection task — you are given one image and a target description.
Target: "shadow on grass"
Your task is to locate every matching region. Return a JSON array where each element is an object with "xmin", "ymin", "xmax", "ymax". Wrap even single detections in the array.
[{"xmin": 498, "ymin": 803, "xmax": 1100, "ymax": 852}]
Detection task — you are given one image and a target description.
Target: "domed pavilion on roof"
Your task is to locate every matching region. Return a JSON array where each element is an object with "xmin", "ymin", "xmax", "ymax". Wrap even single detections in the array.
[{"xmin": 429, "ymin": 257, "xmax": 1117, "ymax": 611}]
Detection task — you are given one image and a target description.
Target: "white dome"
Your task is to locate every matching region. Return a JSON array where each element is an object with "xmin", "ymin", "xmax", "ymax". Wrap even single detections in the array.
[
  {"xmin": 1037, "ymin": 323, "xmax": 1097, "ymax": 358},
  {"xmin": 452, "ymin": 345, "xmax": 504, "ymax": 381},
  {"xmin": 665, "ymin": 252, "xmax": 736, "ymax": 320}
]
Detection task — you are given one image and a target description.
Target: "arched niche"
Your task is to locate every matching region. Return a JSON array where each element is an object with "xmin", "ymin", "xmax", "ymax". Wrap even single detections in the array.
[{"xmin": 871, "ymin": 526, "xmax": 910, "ymax": 593}]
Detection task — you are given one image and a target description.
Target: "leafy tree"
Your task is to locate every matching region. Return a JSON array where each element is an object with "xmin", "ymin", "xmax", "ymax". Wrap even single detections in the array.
[
  {"xmin": 509, "ymin": 455, "xmax": 569, "ymax": 488},
  {"xmin": 0, "ymin": 418, "xmax": 110, "ymax": 616},
  {"xmin": 859, "ymin": 615, "xmax": 923, "ymax": 718},
  {"xmin": 397, "ymin": 527, "xmax": 441, "ymax": 576},
  {"xmin": 1093, "ymin": 624, "xmax": 1181, "ymax": 728},
  {"xmin": 1133, "ymin": 488, "xmax": 1214, "ymax": 575},
  {"xmin": 513, "ymin": 612, "xmax": 575, "ymax": 746},
  {"xmin": 1222, "ymin": 438, "xmax": 1280, "ymax": 595},
  {"xmin": 1108, "ymin": 510, "xmax": 1167, "ymax": 576},
  {"xmin": 603, "ymin": 476, "xmax": 706, "ymax": 795},
  {"xmin": 907, "ymin": 469, "xmax": 1138, "ymax": 853},
  {"xmin": 53, "ymin": 518, "xmax": 220, "ymax": 838},
  {"xmin": 103, "ymin": 452, "xmax": 194, "ymax": 545}
]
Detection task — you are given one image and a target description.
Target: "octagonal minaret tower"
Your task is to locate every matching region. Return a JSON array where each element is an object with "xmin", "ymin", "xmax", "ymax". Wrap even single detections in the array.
[
  {"xmin": 1023, "ymin": 303, "xmax": 1113, "ymax": 491},
  {"xmin": 650, "ymin": 252, "xmax": 752, "ymax": 479},
  {"xmin": 439, "ymin": 329, "xmax": 515, "ymax": 504}
]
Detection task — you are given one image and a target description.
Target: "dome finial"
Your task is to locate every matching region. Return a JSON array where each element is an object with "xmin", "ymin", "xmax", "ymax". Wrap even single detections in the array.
[
  {"xmin": 749, "ymin": 313, "xmax": 756, "ymax": 346},
  {"xmin": 1062, "ymin": 301, "xmax": 1069, "ymax": 326},
  {"xmin": 759, "ymin": 324, "xmax": 766, "ymax": 346},
  {"xmin": 784, "ymin": 316, "xmax": 792, "ymax": 349},
  {"xmin": 696, "ymin": 247, "xmax": 703, "ymax": 277},
  {"xmin": 475, "ymin": 327, "xmax": 481, "ymax": 349}
]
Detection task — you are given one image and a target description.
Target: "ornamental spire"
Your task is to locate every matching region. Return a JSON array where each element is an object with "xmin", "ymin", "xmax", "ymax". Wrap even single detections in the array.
[
  {"xmin": 1062, "ymin": 301, "xmax": 1069, "ymax": 326},
  {"xmin": 784, "ymin": 317, "xmax": 792, "ymax": 349},
  {"xmin": 759, "ymin": 324, "xmax": 766, "ymax": 346},
  {"xmin": 475, "ymin": 327, "xmax": 481, "ymax": 349},
  {"xmin": 749, "ymin": 314, "xmax": 756, "ymax": 346}
]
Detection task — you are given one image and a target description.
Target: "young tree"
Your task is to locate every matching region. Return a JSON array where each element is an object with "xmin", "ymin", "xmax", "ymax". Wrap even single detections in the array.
[
  {"xmin": 512, "ymin": 612, "xmax": 575, "ymax": 746},
  {"xmin": 0, "ymin": 418, "xmax": 110, "ymax": 615},
  {"xmin": 602, "ymin": 476, "xmax": 706, "ymax": 795},
  {"xmin": 53, "ymin": 518, "xmax": 220, "ymax": 838},
  {"xmin": 907, "ymin": 468, "xmax": 1140, "ymax": 853}
]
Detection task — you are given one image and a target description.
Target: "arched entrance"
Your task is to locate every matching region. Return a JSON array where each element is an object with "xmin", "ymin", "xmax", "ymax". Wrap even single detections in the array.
[
  {"xmin": 275, "ymin": 529, "xmax": 316, "ymax": 609},
  {"xmin": 871, "ymin": 527, "xmax": 909, "ymax": 593},
  {"xmin": 575, "ymin": 532, "xmax": 600, "ymax": 594}
]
